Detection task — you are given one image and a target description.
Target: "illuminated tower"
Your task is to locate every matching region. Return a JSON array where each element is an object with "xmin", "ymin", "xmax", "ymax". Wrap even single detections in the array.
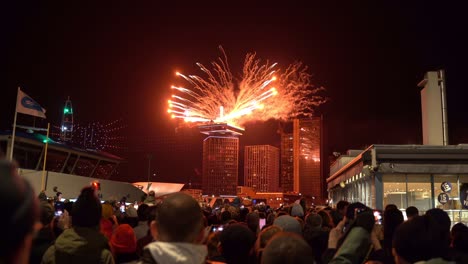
[
  {"xmin": 60, "ymin": 97, "xmax": 74, "ymax": 142},
  {"xmin": 280, "ymin": 132, "xmax": 294, "ymax": 192},
  {"xmin": 293, "ymin": 117, "xmax": 322, "ymax": 197},
  {"xmin": 280, "ymin": 117, "xmax": 323, "ymax": 199},
  {"xmin": 244, "ymin": 145, "xmax": 279, "ymax": 192},
  {"xmin": 199, "ymin": 123, "xmax": 244, "ymax": 196}
]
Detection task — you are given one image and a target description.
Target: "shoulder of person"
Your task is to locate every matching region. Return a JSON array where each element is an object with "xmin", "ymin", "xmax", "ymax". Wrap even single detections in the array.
[
  {"xmin": 137, "ymin": 248, "xmax": 158, "ymax": 264},
  {"xmin": 101, "ymin": 248, "xmax": 115, "ymax": 264}
]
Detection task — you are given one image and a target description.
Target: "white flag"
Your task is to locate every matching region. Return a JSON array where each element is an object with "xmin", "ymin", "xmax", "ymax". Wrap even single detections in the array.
[{"xmin": 16, "ymin": 88, "xmax": 47, "ymax": 118}]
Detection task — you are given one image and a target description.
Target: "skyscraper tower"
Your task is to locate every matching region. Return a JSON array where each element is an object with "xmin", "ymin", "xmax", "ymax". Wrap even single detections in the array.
[
  {"xmin": 280, "ymin": 117, "xmax": 323, "ymax": 199},
  {"xmin": 60, "ymin": 97, "xmax": 74, "ymax": 142},
  {"xmin": 199, "ymin": 123, "xmax": 244, "ymax": 196},
  {"xmin": 244, "ymin": 145, "xmax": 279, "ymax": 192},
  {"xmin": 293, "ymin": 117, "xmax": 322, "ymax": 197},
  {"xmin": 280, "ymin": 132, "xmax": 294, "ymax": 192}
]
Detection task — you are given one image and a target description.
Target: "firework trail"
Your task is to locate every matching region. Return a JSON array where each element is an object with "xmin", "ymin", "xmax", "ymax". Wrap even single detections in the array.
[{"xmin": 168, "ymin": 47, "xmax": 326, "ymax": 127}]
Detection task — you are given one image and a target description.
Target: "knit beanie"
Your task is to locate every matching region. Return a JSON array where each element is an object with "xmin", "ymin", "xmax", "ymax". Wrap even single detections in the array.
[
  {"xmin": 110, "ymin": 224, "xmax": 137, "ymax": 254},
  {"xmin": 72, "ymin": 186, "xmax": 102, "ymax": 228},
  {"xmin": 305, "ymin": 213, "xmax": 322, "ymax": 229},
  {"xmin": 291, "ymin": 204, "xmax": 304, "ymax": 217},
  {"xmin": 273, "ymin": 215, "xmax": 302, "ymax": 235}
]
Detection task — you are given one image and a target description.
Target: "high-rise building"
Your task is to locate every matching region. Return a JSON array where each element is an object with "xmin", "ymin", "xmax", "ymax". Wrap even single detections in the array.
[
  {"xmin": 244, "ymin": 145, "xmax": 279, "ymax": 192},
  {"xmin": 280, "ymin": 133, "xmax": 294, "ymax": 192},
  {"xmin": 199, "ymin": 123, "xmax": 243, "ymax": 196},
  {"xmin": 280, "ymin": 117, "xmax": 323, "ymax": 199}
]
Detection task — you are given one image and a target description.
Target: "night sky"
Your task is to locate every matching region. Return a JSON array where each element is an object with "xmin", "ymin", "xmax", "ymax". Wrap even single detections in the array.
[{"xmin": 2, "ymin": 2, "xmax": 468, "ymax": 184}]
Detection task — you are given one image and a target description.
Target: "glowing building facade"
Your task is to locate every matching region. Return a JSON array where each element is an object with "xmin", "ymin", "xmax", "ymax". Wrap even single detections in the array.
[
  {"xmin": 280, "ymin": 133, "xmax": 294, "ymax": 192},
  {"xmin": 200, "ymin": 123, "xmax": 243, "ymax": 196},
  {"xmin": 244, "ymin": 145, "xmax": 280, "ymax": 192},
  {"xmin": 280, "ymin": 117, "xmax": 323, "ymax": 200}
]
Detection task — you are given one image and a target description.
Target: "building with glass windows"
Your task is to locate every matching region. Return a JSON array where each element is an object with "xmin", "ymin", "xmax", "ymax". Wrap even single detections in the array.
[
  {"xmin": 244, "ymin": 145, "xmax": 279, "ymax": 192},
  {"xmin": 199, "ymin": 123, "xmax": 244, "ymax": 196},
  {"xmin": 327, "ymin": 144, "xmax": 468, "ymax": 225},
  {"xmin": 279, "ymin": 118, "xmax": 325, "ymax": 202}
]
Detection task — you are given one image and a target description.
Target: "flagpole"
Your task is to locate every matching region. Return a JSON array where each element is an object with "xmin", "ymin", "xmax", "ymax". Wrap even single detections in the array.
[
  {"xmin": 9, "ymin": 87, "xmax": 20, "ymax": 161},
  {"xmin": 41, "ymin": 122, "xmax": 50, "ymax": 191}
]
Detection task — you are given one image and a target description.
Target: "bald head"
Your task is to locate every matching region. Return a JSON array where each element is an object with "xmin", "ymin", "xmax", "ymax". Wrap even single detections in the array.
[{"xmin": 155, "ymin": 192, "xmax": 204, "ymax": 242}]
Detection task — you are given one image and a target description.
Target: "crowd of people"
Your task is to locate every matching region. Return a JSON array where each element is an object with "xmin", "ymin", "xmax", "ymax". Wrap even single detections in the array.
[{"xmin": 2, "ymin": 158, "xmax": 468, "ymax": 264}]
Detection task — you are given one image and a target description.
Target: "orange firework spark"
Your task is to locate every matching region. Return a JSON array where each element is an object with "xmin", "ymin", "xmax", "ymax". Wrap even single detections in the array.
[{"xmin": 167, "ymin": 46, "xmax": 326, "ymax": 127}]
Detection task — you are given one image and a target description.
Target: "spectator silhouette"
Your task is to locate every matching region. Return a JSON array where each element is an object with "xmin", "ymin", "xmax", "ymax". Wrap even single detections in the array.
[
  {"xmin": 261, "ymin": 232, "xmax": 313, "ymax": 264},
  {"xmin": 133, "ymin": 203, "xmax": 150, "ymax": 240},
  {"xmin": 41, "ymin": 186, "xmax": 114, "ymax": 263},
  {"xmin": 110, "ymin": 224, "xmax": 139, "ymax": 263},
  {"xmin": 393, "ymin": 215, "xmax": 453, "ymax": 263},
  {"xmin": 140, "ymin": 192, "xmax": 207, "ymax": 263},
  {"xmin": 30, "ymin": 201, "xmax": 55, "ymax": 264},
  {"xmin": 405, "ymin": 206, "xmax": 419, "ymax": 220},
  {"xmin": 219, "ymin": 223, "xmax": 256, "ymax": 264},
  {"xmin": 0, "ymin": 159, "xmax": 39, "ymax": 264}
]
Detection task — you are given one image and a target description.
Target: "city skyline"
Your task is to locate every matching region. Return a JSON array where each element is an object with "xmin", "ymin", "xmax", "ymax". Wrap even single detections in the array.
[{"xmin": 2, "ymin": 2, "xmax": 468, "ymax": 183}]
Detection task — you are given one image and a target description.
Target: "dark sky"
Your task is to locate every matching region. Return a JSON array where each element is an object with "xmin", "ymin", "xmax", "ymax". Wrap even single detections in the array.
[{"xmin": 2, "ymin": 2, "xmax": 468, "ymax": 184}]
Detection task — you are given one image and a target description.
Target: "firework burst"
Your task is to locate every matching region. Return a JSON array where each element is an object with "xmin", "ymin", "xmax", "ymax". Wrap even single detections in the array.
[{"xmin": 167, "ymin": 47, "xmax": 326, "ymax": 127}]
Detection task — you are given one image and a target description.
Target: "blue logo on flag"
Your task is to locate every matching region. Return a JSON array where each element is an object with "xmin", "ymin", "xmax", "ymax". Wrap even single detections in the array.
[{"xmin": 21, "ymin": 96, "xmax": 44, "ymax": 112}]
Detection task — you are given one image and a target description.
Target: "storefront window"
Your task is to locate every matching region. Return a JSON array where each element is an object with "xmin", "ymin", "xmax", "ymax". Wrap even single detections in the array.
[
  {"xmin": 434, "ymin": 175, "xmax": 459, "ymax": 209},
  {"xmin": 458, "ymin": 175, "xmax": 468, "ymax": 225},
  {"xmin": 407, "ymin": 174, "xmax": 431, "ymax": 211},
  {"xmin": 383, "ymin": 174, "xmax": 407, "ymax": 209}
]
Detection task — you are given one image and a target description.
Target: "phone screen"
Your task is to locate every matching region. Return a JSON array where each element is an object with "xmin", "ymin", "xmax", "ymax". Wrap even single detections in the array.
[
  {"xmin": 120, "ymin": 205, "xmax": 126, "ymax": 213},
  {"xmin": 55, "ymin": 210, "xmax": 63, "ymax": 217},
  {"xmin": 373, "ymin": 210, "xmax": 382, "ymax": 224},
  {"xmin": 259, "ymin": 218, "xmax": 266, "ymax": 229},
  {"xmin": 210, "ymin": 225, "xmax": 223, "ymax": 232}
]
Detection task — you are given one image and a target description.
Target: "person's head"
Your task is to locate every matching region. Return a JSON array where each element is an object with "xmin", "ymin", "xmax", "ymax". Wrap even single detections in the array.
[
  {"xmin": 450, "ymin": 222, "xmax": 468, "ymax": 252},
  {"xmin": 148, "ymin": 190, "xmax": 155, "ymax": 197},
  {"xmin": 345, "ymin": 202, "xmax": 367, "ymax": 221},
  {"xmin": 39, "ymin": 201, "xmax": 55, "ymax": 226},
  {"xmin": 0, "ymin": 160, "xmax": 39, "ymax": 264},
  {"xmin": 152, "ymin": 192, "xmax": 204, "ymax": 243},
  {"xmin": 261, "ymin": 232, "xmax": 313, "ymax": 264},
  {"xmin": 385, "ymin": 204, "xmax": 398, "ymax": 211},
  {"xmin": 255, "ymin": 225, "xmax": 282, "ymax": 252},
  {"xmin": 305, "ymin": 212, "xmax": 322, "ymax": 230},
  {"xmin": 72, "ymin": 186, "xmax": 102, "ymax": 228},
  {"xmin": 220, "ymin": 210, "xmax": 232, "ymax": 223},
  {"xmin": 336, "ymin": 200, "xmax": 349, "ymax": 215},
  {"xmin": 206, "ymin": 231, "xmax": 222, "ymax": 260},
  {"xmin": 291, "ymin": 204, "xmax": 304, "ymax": 218},
  {"xmin": 425, "ymin": 208, "xmax": 451, "ymax": 234},
  {"xmin": 219, "ymin": 223, "xmax": 256, "ymax": 264},
  {"xmin": 266, "ymin": 212, "xmax": 275, "ymax": 226},
  {"xmin": 273, "ymin": 215, "xmax": 302, "ymax": 236},
  {"xmin": 393, "ymin": 215, "xmax": 450, "ymax": 263},
  {"xmin": 405, "ymin": 206, "xmax": 419, "ymax": 220},
  {"xmin": 383, "ymin": 207, "xmax": 404, "ymax": 246},
  {"xmin": 110, "ymin": 224, "xmax": 137, "ymax": 255},
  {"xmin": 246, "ymin": 212, "xmax": 260, "ymax": 234},
  {"xmin": 317, "ymin": 209, "xmax": 334, "ymax": 229},
  {"xmin": 137, "ymin": 203, "xmax": 149, "ymax": 222}
]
